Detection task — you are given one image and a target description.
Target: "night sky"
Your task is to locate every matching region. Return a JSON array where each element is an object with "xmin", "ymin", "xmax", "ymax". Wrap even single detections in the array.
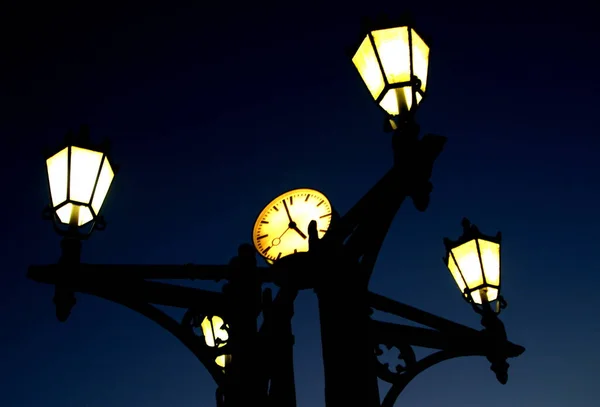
[{"xmin": 2, "ymin": 1, "xmax": 600, "ymax": 407}]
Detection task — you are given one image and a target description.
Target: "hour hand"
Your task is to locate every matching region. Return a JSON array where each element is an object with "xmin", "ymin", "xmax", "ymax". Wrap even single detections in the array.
[{"xmin": 291, "ymin": 225, "xmax": 307, "ymax": 239}]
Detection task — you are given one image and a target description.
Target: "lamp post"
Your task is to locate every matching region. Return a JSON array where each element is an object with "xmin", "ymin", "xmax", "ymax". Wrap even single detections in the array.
[
  {"xmin": 27, "ymin": 16, "xmax": 524, "ymax": 407},
  {"xmin": 43, "ymin": 127, "xmax": 116, "ymax": 321}
]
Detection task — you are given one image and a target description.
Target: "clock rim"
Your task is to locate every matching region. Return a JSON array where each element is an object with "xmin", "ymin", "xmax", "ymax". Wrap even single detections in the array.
[{"xmin": 251, "ymin": 187, "xmax": 332, "ymax": 262}]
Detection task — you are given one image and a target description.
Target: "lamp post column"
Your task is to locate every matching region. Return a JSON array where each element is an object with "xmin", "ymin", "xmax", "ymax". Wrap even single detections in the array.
[
  {"xmin": 54, "ymin": 210, "xmax": 82, "ymax": 322},
  {"xmin": 265, "ymin": 287, "xmax": 298, "ymax": 407},
  {"xmin": 225, "ymin": 244, "xmax": 264, "ymax": 407},
  {"xmin": 316, "ymin": 261, "xmax": 379, "ymax": 407}
]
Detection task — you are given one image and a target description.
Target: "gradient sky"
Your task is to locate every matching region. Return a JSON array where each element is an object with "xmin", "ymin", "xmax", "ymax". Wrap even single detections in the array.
[{"xmin": 2, "ymin": 2, "xmax": 600, "ymax": 407}]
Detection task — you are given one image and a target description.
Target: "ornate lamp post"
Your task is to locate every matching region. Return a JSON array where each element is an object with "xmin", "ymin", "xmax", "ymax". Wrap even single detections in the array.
[
  {"xmin": 42, "ymin": 127, "xmax": 117, "ymax": 322},
  {"xmin": 27, "ymin": 16, "xmax": 524, "ymax": 407}
]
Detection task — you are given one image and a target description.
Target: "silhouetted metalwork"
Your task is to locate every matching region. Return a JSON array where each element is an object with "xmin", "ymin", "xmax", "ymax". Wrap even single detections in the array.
[{"xmin": 27, "ymin": 16, "xmax": 524, "ymax": 407}]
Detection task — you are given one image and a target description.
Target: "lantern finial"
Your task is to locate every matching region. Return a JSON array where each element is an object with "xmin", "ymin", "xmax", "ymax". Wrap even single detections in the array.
[{"xmin": 461, "ymin": 217, "xmax": 471, "ymax": 232}]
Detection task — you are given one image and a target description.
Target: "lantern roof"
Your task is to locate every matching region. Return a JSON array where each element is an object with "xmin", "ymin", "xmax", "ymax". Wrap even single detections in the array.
[
  {"xmin": 347, "ymin": 13, "xmax": 432, "ymax": 57},
  {"xmin": 43, "ymin": 125, "xmax": 114, "ymax": 162},
  {"xmin": 443, "ymin": 218, "xmax": 501, "ymax": 253}
]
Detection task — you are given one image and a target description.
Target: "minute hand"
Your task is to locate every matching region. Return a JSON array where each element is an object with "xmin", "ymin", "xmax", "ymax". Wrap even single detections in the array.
[
  {"xmin": 283, "ymin": 200, "xmax": 307, "ymax": 239},
  {"xmin": 283, "ymin": 200, "xmax": 293, "ymax": 222}
]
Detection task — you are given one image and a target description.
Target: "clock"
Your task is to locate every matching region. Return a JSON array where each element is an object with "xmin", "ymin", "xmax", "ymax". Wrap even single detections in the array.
[{"xmin": 252, "ymin": 188, "xmax": 333, "ymax": 263}]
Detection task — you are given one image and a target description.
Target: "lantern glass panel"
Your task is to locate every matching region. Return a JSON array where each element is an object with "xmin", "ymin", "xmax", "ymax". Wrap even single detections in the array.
[
  {"xmin": 379, "ymin": 87, "xmax": 423, "ymax": 116},
  {"xmin": 46, "ymin": 147, "xmax": 69, "ymax": 208},
  {"xmin": 372, "ymin": 27, "xmax": 411, "ymax": 85},
  {"xmin": 216, "ymin": 354, "xmax": 232, "ymax": 369},
  {"xmin": 91, "ymin": 156, "xmax": 115, "ymax": 215},
  {"xmin": 450, "ymin": 239, "xmax": 484, "ymax": 290},
  {"xmin": 352, "ymin": 36, "xmax": 386, "ymax": 101},
  {"xmin": 472, "ymin": 287, "xmax": 499, "ymax": 304},
  {"xmin": 478, "ymin": 239, "xmax": 500, "ymax": 286},
  {"xmin": 201, "ymin": 316, "xmax": 230, "ymax": 369},
  {"xmin": 56, "ymin": 203, "xmax": 94, "ymax": 226},
  {"xmin": 70, "ymin": 147, "xmax": 103, "ymax": 204},
  {"xmin": 447, "ymin": 253, "xmax": 467, "ymax": 295},
  {"xmin": 201, "ymin": 315, "xmax": 229, "ymax": 347}
]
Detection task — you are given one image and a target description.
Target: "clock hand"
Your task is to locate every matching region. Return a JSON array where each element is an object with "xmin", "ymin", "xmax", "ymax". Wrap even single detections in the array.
[
  {"xmin": 283, "ymin": 200, "xmax": 293, "ymax": 223},
  {"xmin": 278, "ymin": 227, "xmax": 290, "ymax": 239},
  {"xmin": 282, "ymin": 199, "xmax": 306, "ymax": 239},
  {"xmin": 272, "ymin": 227, "xmax": 290, "ymax": 247},
  {"xmin": 290, "ymin": 225, "xmax": 307, "ymax": 239}
]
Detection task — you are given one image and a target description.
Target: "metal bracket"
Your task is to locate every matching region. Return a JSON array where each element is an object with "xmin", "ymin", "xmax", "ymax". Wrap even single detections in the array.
[
  {"xmin": 42, "ymin": 205, "xmax": 107, "ymax": 240},
  {"xmin": 369, "ymin": 292, "xmax": 525, "ymax": 407}
]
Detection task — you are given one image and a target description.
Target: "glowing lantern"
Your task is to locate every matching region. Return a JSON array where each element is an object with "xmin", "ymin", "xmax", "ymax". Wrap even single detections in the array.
[
  {"xmin": 352, "ymin": 21, "xmax": 430, "ymax": 116},
  {"xmin": 46, "ymin": 135, "xmax": 115, "ymax": 227},
  {"xmin": 443, "ymin": 218, "xmax": 502, "ymax": 305},
  {"xmin": 201, "ymin": 315, "xmax": 232, "ymax": 368}
]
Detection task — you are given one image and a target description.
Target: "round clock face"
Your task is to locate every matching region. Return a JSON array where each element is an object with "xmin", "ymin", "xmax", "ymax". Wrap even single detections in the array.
[{"xmin": 252, "ymin": 188, "xmax": 333, "ymax": 263}]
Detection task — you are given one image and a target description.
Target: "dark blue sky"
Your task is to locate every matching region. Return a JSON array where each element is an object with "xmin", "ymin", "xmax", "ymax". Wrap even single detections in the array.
[{"xmin": 2, "ymin": 1, "xmax": 600, "ymax": 406}]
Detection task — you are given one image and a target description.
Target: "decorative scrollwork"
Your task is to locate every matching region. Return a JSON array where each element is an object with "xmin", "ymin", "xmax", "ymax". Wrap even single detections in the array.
[
  {"xmin": 182, "ymin": 308, "xmax": 207, "ymax": 337},
  {"xmin": 374, "ymin": 341, "xmax": 416, "ymax": 383},
  {"xmin": 380, "ymin": 350, "xmax": 463, "ymax": 407}
]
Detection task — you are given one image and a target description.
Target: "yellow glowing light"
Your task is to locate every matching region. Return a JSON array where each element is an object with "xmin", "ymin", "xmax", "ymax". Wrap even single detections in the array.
[
  {"xmin": 46, "ymin": 145, "xmax": 115, "ymax": 227},
  {"xmin": 447, "ymin": 239, "xmax": 501, "ymax": 304},
  {"xmin": 201, "ymin": 315, "xmax": 231, "ymax": 368},
  {"xmin": 352, "ymin": 36, "xmax": 386, "ymax": 101},
  {"xmin": 352, "ymin": 25, "xmax": 430, "ymax": 116},
  {"xmin": 372, "ymin": 27, "xmax": 411, "ymax": 85},
  {"xmin": 379, "ymin": 88, "xmax": 422, "ymax": 116},
  {"xmin": 252, "ymin": 188, "xmax": 333, "ymax": 263}
]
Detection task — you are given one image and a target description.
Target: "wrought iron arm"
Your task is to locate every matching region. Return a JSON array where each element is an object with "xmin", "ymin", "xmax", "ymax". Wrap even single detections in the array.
[
  {"xmin": 321, "ymin": 124, "xmax": 446, "ymax": 280},
  {"xmin": 369, "ymin": 291, "xmax": 474, "ymax": 334},
  {"xmin": 371, "ymin": 319, "xmax": 523, "ymax": 362},
  {"xmin": 372, "ymin": 320, "xmax": 479, "ymax": 350},
  {"xmin": 90, "ymin": 287, "xmax": 227, "ymax": 385},
  {"xmin": 28, "ymin": 263, "xmax": 275, "ymax": 282},
  {"xmin": 369, "ymin": 291, "xmax": 525, "ymax": 407},
  {"xmin": 380, "ymin": 350, "xmax": 477, "ymax": 407},
  {"xmin": 27, "ymin": 264, "xmax": 234, "ymax": 386},
  {"xmin": 28, "ymin": 265, "xmax": 227, "ymax": 313}
]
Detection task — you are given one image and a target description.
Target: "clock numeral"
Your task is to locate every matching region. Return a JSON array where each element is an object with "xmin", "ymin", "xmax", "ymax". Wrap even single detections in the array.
[
  {"xmin": 273, "ymin": 206, "xmax": 279, "ymax": 211},
  {"xmin": 319, "ymin": 213, "xmax": 331, "ymax": 218},
  {"xmin": 289, "ymin": 196, "xmax": 293, "ymax": 205},
  {"xmin": 261, "ymin": 220, "xmax": 269, "ymax": 224},
  {"xmin": 319, "ymin": 229, "xmax": 327, "ymax": 233},
  {"xmin": 262, "ymin": 246, "xmax": 271, "ymax": 254},
  {"xmin": 257, "ymin": 234, "xmax": 268, "ymax": 240},
  {"xmin": 305, "ymin": 194, "xmax": 310, "ymax": 202},
  {"xmin": 317, "ymin": 200, "xmax": 324, "ymax": 207},
  {"xmin": 276, "ymin": 252, "xmax": 282, "ymax": 260}
]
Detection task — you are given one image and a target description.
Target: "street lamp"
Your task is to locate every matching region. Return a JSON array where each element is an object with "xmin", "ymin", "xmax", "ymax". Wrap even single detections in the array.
[
  {"xmin": 352, "ymin": 19, "xmax": 429, "ymax": 118},
  {"xmin": 444, "ymin": 218, "xmax": 503, "ymax": 307},
  {"xmin": 43, "ymin": 126, "xmax": 116, "ymax": 236},
  {"xmin": 201, "ymin": 315, "xmax": 232, "ymax": 369},
  {"xmin": 27, "ymin": 16, "xmax": 525, "ymax": 407}
]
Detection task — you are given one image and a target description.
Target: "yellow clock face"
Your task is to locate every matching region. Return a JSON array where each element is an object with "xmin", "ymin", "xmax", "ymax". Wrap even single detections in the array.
[{"xmin": 252, "ymin": 188, "xmax": 333, "ymax": 263}]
